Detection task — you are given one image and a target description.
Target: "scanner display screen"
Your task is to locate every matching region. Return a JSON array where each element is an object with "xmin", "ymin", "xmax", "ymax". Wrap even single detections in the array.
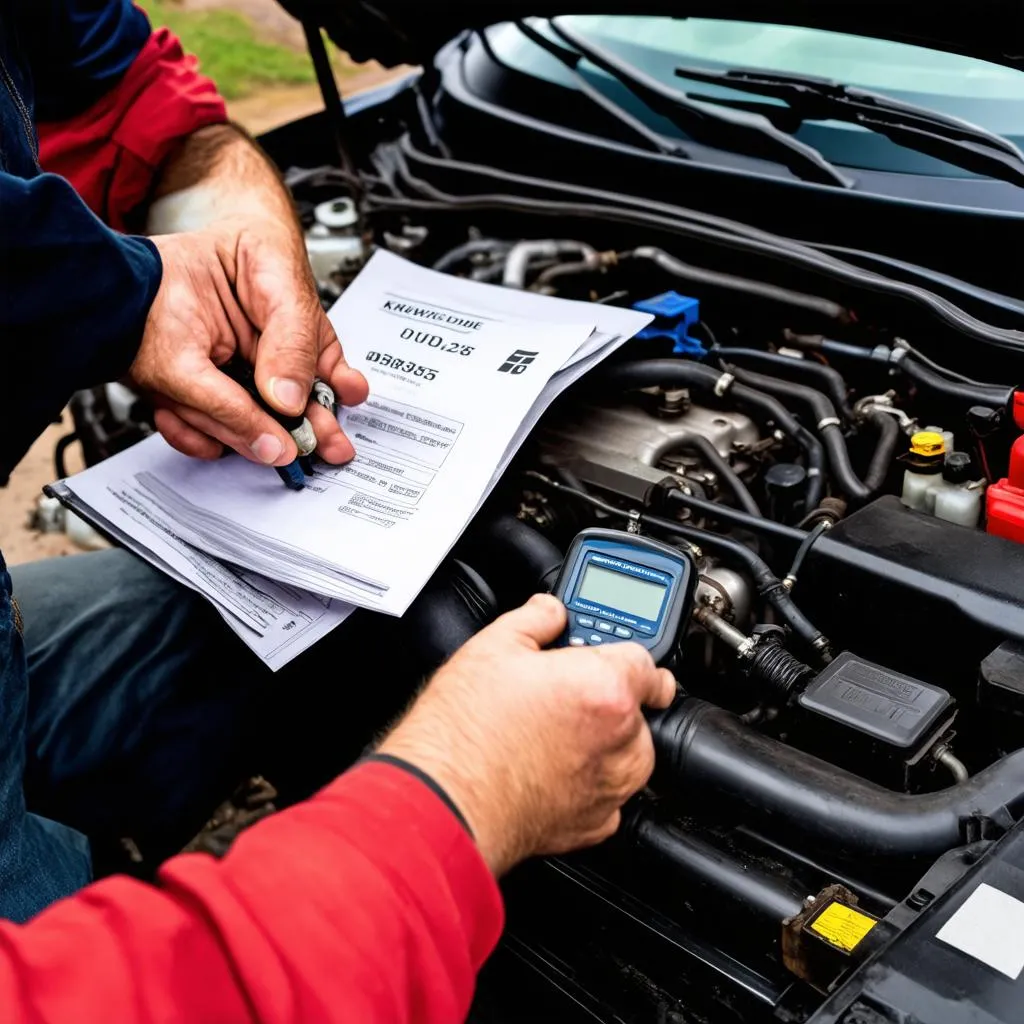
[{"xmin": 577, "ymin": 564, "xmax": 667, "ymax": 621}]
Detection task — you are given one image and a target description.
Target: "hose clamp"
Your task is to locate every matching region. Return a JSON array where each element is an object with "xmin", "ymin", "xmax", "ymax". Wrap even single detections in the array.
[
  {"xmin": 817, "ymin": 416, "xmax": 841, "ymax": 431},
  {"xmin": 626, "ymin": 510, "xmax": 642, "ymax": 534},
  {"xmin": 714, "ymin": 372, "xmax": 736, "ymax": 397}
]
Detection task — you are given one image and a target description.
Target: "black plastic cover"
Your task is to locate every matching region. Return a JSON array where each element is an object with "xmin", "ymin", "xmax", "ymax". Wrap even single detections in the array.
[
  {"xmin": 798, "ymin": 652, "xmax": 952, "ymax": 749},
  {"xmin": 979, "ymin": 641, "xmax": 1024, "ymax": 716},
  {"xmin": 810, "ymin": 819, "xmax": 1024, "ymax": 1024}
]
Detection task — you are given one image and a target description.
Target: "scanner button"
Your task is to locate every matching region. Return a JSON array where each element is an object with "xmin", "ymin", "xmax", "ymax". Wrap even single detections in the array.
[
  {"xmin": 613, "ymin": 626, "xmax": 633, "ymax": 638},
  {"xmin": 596, "ymin": 620, "xmax": 614, "ymax": 633},
  {"xmin": 576, "ymin": 616, "xmax": 595, "ymax": 628},
  {"xmin": 568, "ymin": 636, "xmax": 586, "ymax": 647},
  {"xmin": 588, "ymin": 633, "xmax": 604, "ymax": 645}
]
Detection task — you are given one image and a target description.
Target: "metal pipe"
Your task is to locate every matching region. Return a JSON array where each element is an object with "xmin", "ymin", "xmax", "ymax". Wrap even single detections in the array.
[{"xmin": 503, "ymin": 240, "xmax": 597, "ymax": 288}]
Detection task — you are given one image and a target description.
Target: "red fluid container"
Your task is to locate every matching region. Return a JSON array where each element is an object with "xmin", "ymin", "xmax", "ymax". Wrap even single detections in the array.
[{"xmin": 987, "ymin": 434, "xmax": 1024, "ymax": 544}]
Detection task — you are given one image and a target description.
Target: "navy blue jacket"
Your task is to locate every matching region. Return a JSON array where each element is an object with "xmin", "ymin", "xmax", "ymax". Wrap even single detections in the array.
[{"xmin": 0, "ymin": 0, "xmax": 163, "ymax": 486}]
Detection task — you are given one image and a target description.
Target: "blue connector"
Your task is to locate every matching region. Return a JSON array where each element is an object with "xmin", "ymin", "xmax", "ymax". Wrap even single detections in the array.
[{"xmin": 633, "ymin": 291, "xmax": 703, "ymax": 355}]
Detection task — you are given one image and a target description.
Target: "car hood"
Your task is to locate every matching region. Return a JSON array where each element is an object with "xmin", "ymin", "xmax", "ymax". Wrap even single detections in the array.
[{"xmin": 278, "ymin": 1, "xmax": 1024, "ymax": 71}]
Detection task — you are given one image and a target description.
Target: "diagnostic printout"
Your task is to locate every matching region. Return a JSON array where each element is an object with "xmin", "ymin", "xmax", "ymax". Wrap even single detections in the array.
[{"xmin": 59, "ymin": 249, "xmax": 652, "ymax": 648}]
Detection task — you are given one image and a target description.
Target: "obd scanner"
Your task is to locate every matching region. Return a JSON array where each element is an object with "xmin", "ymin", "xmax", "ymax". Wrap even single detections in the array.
[{"xmin": 551, "ymin": 528, "xmax": 696, "ymax": 664}]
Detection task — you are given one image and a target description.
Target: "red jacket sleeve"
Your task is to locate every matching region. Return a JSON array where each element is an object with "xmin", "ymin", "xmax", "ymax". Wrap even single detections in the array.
[
  {"xmin": 0, "ymin": 762, "xmax": 504, "ymax": 1023},
  {"xmin": 36, "ymin": 22, "xmax": 228, "ymax": 231}
]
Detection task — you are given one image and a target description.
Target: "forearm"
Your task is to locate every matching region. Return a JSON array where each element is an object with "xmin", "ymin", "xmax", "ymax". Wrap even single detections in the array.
[
  {"xmin": 146, "ymin": 124, "xmax": 300, "ymax": 243},
  {"xmin": 0, "ymin": 763, "xmax": 502, "ymax": 1022}
]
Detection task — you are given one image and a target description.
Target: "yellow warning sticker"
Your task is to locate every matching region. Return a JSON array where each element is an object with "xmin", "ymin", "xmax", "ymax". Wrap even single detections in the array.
[{"xmin": 809, "ymin": 903, "xmax": 877, "ymax": 952}]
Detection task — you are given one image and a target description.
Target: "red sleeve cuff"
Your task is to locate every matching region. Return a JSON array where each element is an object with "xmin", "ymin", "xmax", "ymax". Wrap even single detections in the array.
[{"xmin": 37, "ymin": 26, "xmax": 228, "ymax": 231}]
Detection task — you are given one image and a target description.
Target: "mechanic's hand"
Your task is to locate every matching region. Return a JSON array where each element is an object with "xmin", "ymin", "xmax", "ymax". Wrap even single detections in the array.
[
  {"xmin": 377, "ymin": 593, "xmax": 676, "ymax": 876},
  {"xmin": 131, "ymin": 220, "xmax": 368, "ymax": 466}
]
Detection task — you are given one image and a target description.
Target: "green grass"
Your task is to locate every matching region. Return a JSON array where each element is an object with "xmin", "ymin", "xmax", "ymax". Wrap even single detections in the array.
[{"xmin": 137, "ymin": 0, "xmax": 319, "ymax": 100}]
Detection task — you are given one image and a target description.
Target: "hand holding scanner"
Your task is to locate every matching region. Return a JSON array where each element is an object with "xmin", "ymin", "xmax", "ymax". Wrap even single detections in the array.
[{"xmin": 550, "ymin": 528, "xmax": 696, "ymax": 664}]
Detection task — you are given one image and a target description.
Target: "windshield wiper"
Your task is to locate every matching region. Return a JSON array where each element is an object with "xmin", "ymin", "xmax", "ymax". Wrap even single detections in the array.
[
  {"xmin": 512, "ymin": 21, "xmax": 691, "ymax": 159},
  {"xmin": 674, "ymin": 65, "xmax": 1024, "ymax": 189},
  {"xmin": 545, "ymin": 18, "xmax": 853, "ymax": 188}
]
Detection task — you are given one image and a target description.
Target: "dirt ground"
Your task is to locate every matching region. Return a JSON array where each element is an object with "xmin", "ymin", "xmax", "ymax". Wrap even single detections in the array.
[{"xmin": 0, "ymin": 3, "xmax": 407, "ymax": 566}]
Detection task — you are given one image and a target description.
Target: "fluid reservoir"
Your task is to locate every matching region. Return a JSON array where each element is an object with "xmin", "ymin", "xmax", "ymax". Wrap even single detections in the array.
[
  {"xmin": 933, "ymin": 452, "xmax": 983, "ymax": 528},
  {"xmin": 900, "ymin": 431, "xmax": 946, "ymax": 512},
  {"xmin": 987, "ymin": 435, "xmax": 1024, "ymax": 544}
]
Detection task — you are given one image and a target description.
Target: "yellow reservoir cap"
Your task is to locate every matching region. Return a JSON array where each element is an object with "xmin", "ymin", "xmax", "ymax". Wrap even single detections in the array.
[{"xmin": 910, "ymin": 431, "xmax": 946, "ymax": 457}]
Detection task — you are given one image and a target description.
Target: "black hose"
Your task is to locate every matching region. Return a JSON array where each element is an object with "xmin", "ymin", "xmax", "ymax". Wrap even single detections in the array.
[
  {"xmin": 463, "ymin": 514, "xmax": 565, "ymax": 600},
  {"xmin": 721, "ymin": 364, "xmax": 882, "ymax": 505},
  {"xmin": 628, "ymin": 811, "xmax": 807, "ymax": 923},
  {"xmin": 650, "ymin": 700, "xmax": 1024, "ymax": 860},
  {"xmin": 622, "ymin": 247, "xmax": 847, "ymax": 322},
  {"xmin": 523, "ymin": 471, "xmax": 829, "ymax": 656},
  {"xmin": 898, "ymin": 354, "xmax": 1016, "ymax": 410},
  {"xmin": 601, "ymin": 360, "xmax": 825, "ymax": 508},
  {"xmin": 862, "ymin": 409, "xmax": 901, "ymax": 492},
  {"xmin": 646, "ymin": 435, "xmax": 762, "ymax": 517},
  {"xmin": 804, "ymin": 338, "xmax": 1017, "ymax": 409},
  {"xmin": 432, "ymin": 238, "xmax": 511, "ymax": 273},
  {"xmin": 662, "ymin": 489, "xmax": 804, "ymax": 546},
  {"xmin": 783, "ymin": 520, "xmax": 832, "ymax": 587},
  {"xmin": 710, "ymin": 347, "xmax": 854, "ymax": 421}
]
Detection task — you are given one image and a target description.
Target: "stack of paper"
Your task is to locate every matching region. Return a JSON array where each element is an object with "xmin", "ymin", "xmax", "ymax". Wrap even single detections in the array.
[{"xmin": 51, "ymin": 251, "xmax": 652, "ymax": 669}]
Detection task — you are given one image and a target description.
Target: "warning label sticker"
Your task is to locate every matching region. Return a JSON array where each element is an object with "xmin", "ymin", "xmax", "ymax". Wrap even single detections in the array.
[{"xmin": 809, "ymin": 902, "xmax": 877, "ymax": 952}]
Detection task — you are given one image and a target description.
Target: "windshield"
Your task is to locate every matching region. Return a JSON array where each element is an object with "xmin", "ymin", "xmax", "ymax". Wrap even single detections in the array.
[{"xmin": 488, "ymin": 17, "xmax": 1024, "ymax": 177}]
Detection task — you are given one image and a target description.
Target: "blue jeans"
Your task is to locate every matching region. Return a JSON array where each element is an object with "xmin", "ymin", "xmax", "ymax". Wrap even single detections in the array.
[{"xmin": 2, "ymin": 548, "xmax": 259, "ymax": 922}]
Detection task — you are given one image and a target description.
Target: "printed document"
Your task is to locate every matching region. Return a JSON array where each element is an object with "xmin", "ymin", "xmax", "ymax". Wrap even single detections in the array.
[{"xmin": 56, "ymin": 250, "xmax": 652, "ymax": 667}]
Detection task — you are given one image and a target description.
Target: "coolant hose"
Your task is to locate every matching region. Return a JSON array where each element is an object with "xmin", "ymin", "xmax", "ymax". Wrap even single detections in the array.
[
  {"xmin": 650, "ymin": 699, "xmax": 1024, "ymax": 860},
  {"xmin": 711, "ymin": 347, "xmax": 854, "ymax": 422},
  {"xmin": 862, "ymin": 409, "xmax": 901, "ymax": 493},
  {"xmin": 721, "ymin": 364, "xmax": 885, "ymax": 505},
  {"xmin": 602, "ymin": 360, "xmax": 825, "ymax": 507},
  {"xmin": 898, "ymin": 354, "xmax": 1017, "ymax": 409}
]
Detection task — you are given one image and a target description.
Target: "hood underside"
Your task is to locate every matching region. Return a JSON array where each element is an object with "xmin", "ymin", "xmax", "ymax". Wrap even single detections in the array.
[{"xmin": 278, "ymin": 1, "xmax": 1024, "ymax": 71}]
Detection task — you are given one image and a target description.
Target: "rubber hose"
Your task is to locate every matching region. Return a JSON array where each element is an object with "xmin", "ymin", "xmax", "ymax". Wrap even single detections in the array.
[
  {"xmin": 862, "ymin": 409, "xmax": 901, "ymax": 493},
  {"xmin": 627, "ymin": 246, "xmax": 847, "ymax": 322},
  {"xmin": 646, "ymin": 434, "xmax": 762, "ymax": 517},
  {"xmin": 899, "ymin": 354, "xmax": 1016, "ymax": 409},
  {"xmin": 464, "ymin": 515, "xmax": 565, "ymax": 599},
  {"xmin": 711, "ymin": 347, "xmax": 855, "ymax": 421},
  {"xmin": 602, "ymin": 360, "xmax": 825, "ymax": 507},
  {"xmin": 662, "ymin": 489, "xmax": 804, "ymax": 546},
  {"xmin": 519, "ymin": 470, "xmax": 828, "ymax": 655},
  {"xmin": 629, "ymin": 811, "xmax": 807, "ymax": 923},
  {"xmin": 650, "ymin": 699, "xmax": 1024, "ymax": 860},
  {"xmin": 724, "ymin": 364, "xmax": 880, "ymax": 504},
  {"xmin": 639, "ymin": 512, "xmax": 827, "ymax": 654}
]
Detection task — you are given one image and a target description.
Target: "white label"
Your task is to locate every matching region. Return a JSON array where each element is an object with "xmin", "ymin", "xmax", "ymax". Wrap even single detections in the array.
[{"xmin": 935, "ymin": 882, "xmax": 1024, "ymax": 980}]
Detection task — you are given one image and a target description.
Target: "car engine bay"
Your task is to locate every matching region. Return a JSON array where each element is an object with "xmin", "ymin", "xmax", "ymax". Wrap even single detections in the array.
[
  {"xmin": 55, "ymin": 76, "xmax": 1024, "ymax": 1021},
  {"xmin": 272, "ymin": 132, "xmax": 1024, "ymax": 1020}
]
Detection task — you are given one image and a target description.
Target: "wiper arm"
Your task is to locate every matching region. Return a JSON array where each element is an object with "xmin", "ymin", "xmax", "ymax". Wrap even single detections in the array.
[
  {"xmin": 511, "ymin": 21, "xmax": 691, "ymax": 159},
  {"xmin": 546, "ymin": 18, "xmax": 853, "ymax": 189},
  {"xmin": 674, "ymin": 65, "xmax": 1024, "ymax": 189}
]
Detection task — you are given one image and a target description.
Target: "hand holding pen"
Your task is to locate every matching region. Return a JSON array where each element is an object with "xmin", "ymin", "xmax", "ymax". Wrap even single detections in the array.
[{"xmin": 220, "ymin": 355, "xmax": 338, "ymax": 490}]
